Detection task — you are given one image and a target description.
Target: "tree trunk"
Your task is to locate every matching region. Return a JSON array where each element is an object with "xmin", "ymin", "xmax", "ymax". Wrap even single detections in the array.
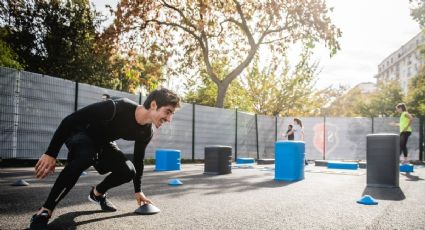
[{"xmin": 215, "ymin": 82, "xmax": 230, "ymax": 108}]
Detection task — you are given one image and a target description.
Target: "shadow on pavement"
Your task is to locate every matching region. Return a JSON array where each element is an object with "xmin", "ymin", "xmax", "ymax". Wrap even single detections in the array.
[
  {"xmin": 48, "ymin": 210, "xmax": 137, "ymax": 230},
  {"xmin": 362, "ymin": 186, "xmax": 405, "ymax": 201},
  {"xmin": 400, "ymin": 172, "xmax": 424, "ymax": 181}
]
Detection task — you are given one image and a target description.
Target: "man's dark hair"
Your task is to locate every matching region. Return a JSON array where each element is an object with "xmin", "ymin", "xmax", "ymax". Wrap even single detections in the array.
[
  {"xmin": 102, "ymin": 94, "xmax": 110, "ymax": 99},
  {"xmin": 143, "ymin": 88, "xmax": 180, "ymax": 109}
]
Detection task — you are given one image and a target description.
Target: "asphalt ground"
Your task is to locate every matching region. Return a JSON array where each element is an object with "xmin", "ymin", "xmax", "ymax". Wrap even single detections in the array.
[{"xmin": 1, "ymin": 163, "xmax": 425, "ymax": 230}]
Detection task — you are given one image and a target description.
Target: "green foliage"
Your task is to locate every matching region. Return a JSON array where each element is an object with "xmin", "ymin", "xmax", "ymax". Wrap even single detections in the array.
[
  {"xmin": 369, "ymin": 81, "xmax": 404, "ymax": 117},
  {"xmin": 407, "ymin": 67, "xmax": 425, "ymax": 117},
  {"xmin": 0, "ymin": 0, "xmax": 166, "ymax": 94},
  {"xmin": 409, "ymin": 0, "xmax": 425, "ymax": 117},
  {"xmin": 327, "ymin": 88, "xmax": 365, "ymax": 117},
  {"xmin": 184, "ymin": 58, "xmax": 251, "ymax": 111},
  {"xmin": 1, "ymin": 0, "xmax": 104, "ymax": 81},
  {"xmin": 0, "ymin": 28, "xmax": 23, "ymax": 69},
  {"xmin": 328, "ymin": 81, "xmax": 403, "ymax": 117},
  {"xmin": 410, "ymin": 0, "xmax": 425, "ymax": 27},
  {"xmin": 243, "ymin": 49, "xmax": 324, "ymax": 116}
]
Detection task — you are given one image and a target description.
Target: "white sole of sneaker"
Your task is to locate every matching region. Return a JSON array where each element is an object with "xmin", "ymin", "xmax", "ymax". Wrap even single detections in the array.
[
  {"xmin": 88, "ymin": 195, "xmax": 117, "ymax": 212},
  {"xmin": 88, "ymin": 195, "xmax": 99, "ymax": 205}
]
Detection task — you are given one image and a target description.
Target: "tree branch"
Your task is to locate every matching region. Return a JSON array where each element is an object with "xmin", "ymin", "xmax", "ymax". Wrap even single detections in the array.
[
  {"xmin": 232, "ymin": 0, "xmax": 255, "ymax": 48},
  {"xmin": 160, "ymin": 0, "xmax": 197, "ymax": 31},
  {"xmin": 144, "ymin": 19, "xmax": 200, "ymax": 41},
  {"xmin": 261, "ymin": 37, "xmax": 287, "ymax": 45}
]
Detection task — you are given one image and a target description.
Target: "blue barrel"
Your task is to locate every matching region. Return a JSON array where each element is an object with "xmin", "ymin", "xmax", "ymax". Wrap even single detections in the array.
[
  {"xmin": 155, "ymin": 149, "xmax": 181, "ymax": 171},
  {"xmin": 275, "ymin": 141, "xmax": 305, "ymax": 181}
]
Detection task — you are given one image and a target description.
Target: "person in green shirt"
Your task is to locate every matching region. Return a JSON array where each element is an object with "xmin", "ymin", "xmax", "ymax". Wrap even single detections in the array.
[{"xmin": 395, "ymin": 103, "xmax": 413, "ymax": 164}]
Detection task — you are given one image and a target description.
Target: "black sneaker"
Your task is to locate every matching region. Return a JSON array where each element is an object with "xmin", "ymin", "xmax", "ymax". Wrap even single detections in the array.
[
  {"xmin": 88, "ymin": 187, "xmax": 117, "ymax": 212},
  {"xmin": 29, "ymin": 210, "xmax": 50, "ymax": 230}
]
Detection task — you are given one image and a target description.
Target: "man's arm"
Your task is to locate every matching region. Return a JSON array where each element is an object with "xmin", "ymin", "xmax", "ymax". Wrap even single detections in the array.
[
  {"xmin": 133, "ymin": 136, "xmax": 153, "ymax": 205},
  {"xmin": 132, "ymin": 140, "xmax": 147, "ymax": 193}
]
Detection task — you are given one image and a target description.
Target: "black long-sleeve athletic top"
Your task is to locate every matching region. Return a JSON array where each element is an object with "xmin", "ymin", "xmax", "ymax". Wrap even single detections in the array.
[{"xmin": 45, "ymin": 98, "xmax": 153, "ymax": 193}]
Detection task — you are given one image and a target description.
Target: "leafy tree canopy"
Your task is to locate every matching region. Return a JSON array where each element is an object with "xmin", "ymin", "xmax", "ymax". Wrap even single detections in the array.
[{"xmin": 110, "ymin": 0, "xmax": 341, "ymax": 107}]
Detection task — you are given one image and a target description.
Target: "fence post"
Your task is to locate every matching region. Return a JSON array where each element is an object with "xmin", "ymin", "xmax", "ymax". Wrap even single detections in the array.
[
  {"xmin": 74, "ymin": 81, "xmax": 79, "ymax": 111},
  {"xmin": 371, "ymin": 116, "xmax": 374, "ymax": 134},
  {"xmin": 275, "ymin": 116, "xmax": 278, "ymax": 142},
  {"xmin": 420, "ymin": 117, "xmax": 424, "ymax": 161},
  {"xmin": 234, "ymin": 108, "xmax": 238, "ymax": 161},
  {"xmin": 12, "ymin": 70, "xmax": 21, "ymax": 158},
  {"xmin": 255, "ymin": 114, "xmax": 259, "ymax": 160},
  {"xmin": 192, "ymin": 103, "xmax": 195, "ymax": 162},
  {"xmin": 138, "ymin": 91, "xmax": 142, "ymax": 105},
  {"xmin": 323, "ymin": 115, "xmax": 326, "ymax": 160}
]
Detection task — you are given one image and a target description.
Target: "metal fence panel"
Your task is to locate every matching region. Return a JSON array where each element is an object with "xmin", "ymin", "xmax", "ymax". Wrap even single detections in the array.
[
  {"xmin": 194, "ymin": 105, "xmax": 235, "ymax": 160},
  {"xmin": 236, "ymin": 112, "xmax": 257, "ymax": 159},
  {"xmin": 146, "ymin": 103, "xmax": 193, "ymax": 159},
  {"xmin": 0, "ymin": 67, "xmax": 423, "ymax": 161},
  {"xmin": 257, "ymin": 115, "xmax": 275, "ymax": 159},
  {"xmin": 0, "ymin": 68, "xmax": 18, "ymax": 158},
  {"xmin": 16, "ymin": 71, "xmax": 75, "ymax": 159},
  {"xmin": 324, "ymin": 117, "xmax": 372, "ymax": 160}
]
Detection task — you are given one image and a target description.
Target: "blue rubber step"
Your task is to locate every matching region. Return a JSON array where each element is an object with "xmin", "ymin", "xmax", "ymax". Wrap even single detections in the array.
[
  {"xmin": 327, "ymin": 161, "xmax": 358, "ymax": 170},
  {"xmin": 236, "ymin": 157, "xmax": 255, "ymax": 164},
  {"xmin": 400, "ymin": 164, "xmax": 414, "ymax": 173}
]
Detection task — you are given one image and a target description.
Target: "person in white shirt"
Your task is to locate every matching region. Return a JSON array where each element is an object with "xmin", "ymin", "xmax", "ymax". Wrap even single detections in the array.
[
  {"xmin": 286, "ymin": 118, "xmax": 307, "ymax": 165},
  {"xmin": 292, "ymin": 118, "xmax": 304, "ymax": 141}
]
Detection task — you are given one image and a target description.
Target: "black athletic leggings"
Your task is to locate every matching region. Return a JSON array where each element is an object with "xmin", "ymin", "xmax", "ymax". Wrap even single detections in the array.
[
  {"xmin": 43, "ymin": 132, "xmax": 136, "ymax": 211},
  {"xmin": 400, "ymin": 131, "xmax": 411, "ymax": 158}
]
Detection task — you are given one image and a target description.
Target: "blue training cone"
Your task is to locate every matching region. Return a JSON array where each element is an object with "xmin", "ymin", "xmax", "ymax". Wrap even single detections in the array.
[
  {"xmin": 12, "ymin": 179, "xmax": 30, "ymax": 186},
  {"xmin": 168, "ymin": 179, "xmax": 183, "ymax": 186},
  {"xmin": 357, "ymin": 195, "xmax": 378, "ymax": 205}
]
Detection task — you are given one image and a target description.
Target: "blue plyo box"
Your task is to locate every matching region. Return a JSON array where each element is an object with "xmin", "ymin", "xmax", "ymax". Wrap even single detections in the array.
[
  {"xmin": 236, "ymin": 157, "xmax": 255, "ymax": 164},
  {"xmin": 274, "ymin": 141, "xmax": 305, "ymax": 182},
  {"xmin": 327, "ymin": 161, "xmax": 358, "ymax": 170},
  {"xmin": 155, "ymin": 149, "xmax": 181, "ymax": 171},
  {"xmin": 400, "ymin": 164, "xmax": 414, "ymax": 173}
]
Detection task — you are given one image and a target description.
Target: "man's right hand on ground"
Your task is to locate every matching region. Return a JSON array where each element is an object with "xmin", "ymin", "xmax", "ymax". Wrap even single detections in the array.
[
  {"xmin": 135, "ymin": 192, "xmax": 153, "ymax": 206},
  {"xmin": 35, "ymin": 154, "xmax": 56, "ymax": 179}
]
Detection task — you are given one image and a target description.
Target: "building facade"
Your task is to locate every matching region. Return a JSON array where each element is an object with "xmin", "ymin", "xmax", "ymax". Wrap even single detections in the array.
[{"xmin": 375, "ymin": 32, "xmax": 425, "ymax": 95}]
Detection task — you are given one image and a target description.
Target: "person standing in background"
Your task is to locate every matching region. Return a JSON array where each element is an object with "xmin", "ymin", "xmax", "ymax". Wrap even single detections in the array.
[
  {"xmin": 283, "ymin": 124, "xmax": 294, "ymax": 140},
  {"xmin": 287, "ymin": 118, "xmax": 307, "ymax": 165},
  {"xmin": 394, "ymin": 103, "xmax": 413, "ymax": 164},
  {"xmin": 292, "ymin": 118, "xmax": 304, "ymax": 141},
  {"xmin": 101, "ymin": 94, "xmax": 110, "ymax": 101}
]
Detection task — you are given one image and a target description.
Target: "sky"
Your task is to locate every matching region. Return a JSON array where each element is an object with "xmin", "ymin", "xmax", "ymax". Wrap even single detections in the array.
[
  {"xmin": 91, "ymin": 0, "xmax": 421, "ymax": 90},
  {"xmin": 313, "ymin": 0, "xmax": 421, "ymax": 89}
]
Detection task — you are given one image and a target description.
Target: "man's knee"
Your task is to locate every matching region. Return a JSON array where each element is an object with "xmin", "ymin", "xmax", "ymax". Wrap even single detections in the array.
[{"xmin": 121, "ymin": 160, "xmax": 136, "ymax": 182}]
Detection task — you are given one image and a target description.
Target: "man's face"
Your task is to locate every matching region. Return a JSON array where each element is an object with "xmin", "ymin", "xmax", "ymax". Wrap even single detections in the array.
[{"xmin": 151, "ymin": 102, "xmax": 176, "ymax": 128}]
